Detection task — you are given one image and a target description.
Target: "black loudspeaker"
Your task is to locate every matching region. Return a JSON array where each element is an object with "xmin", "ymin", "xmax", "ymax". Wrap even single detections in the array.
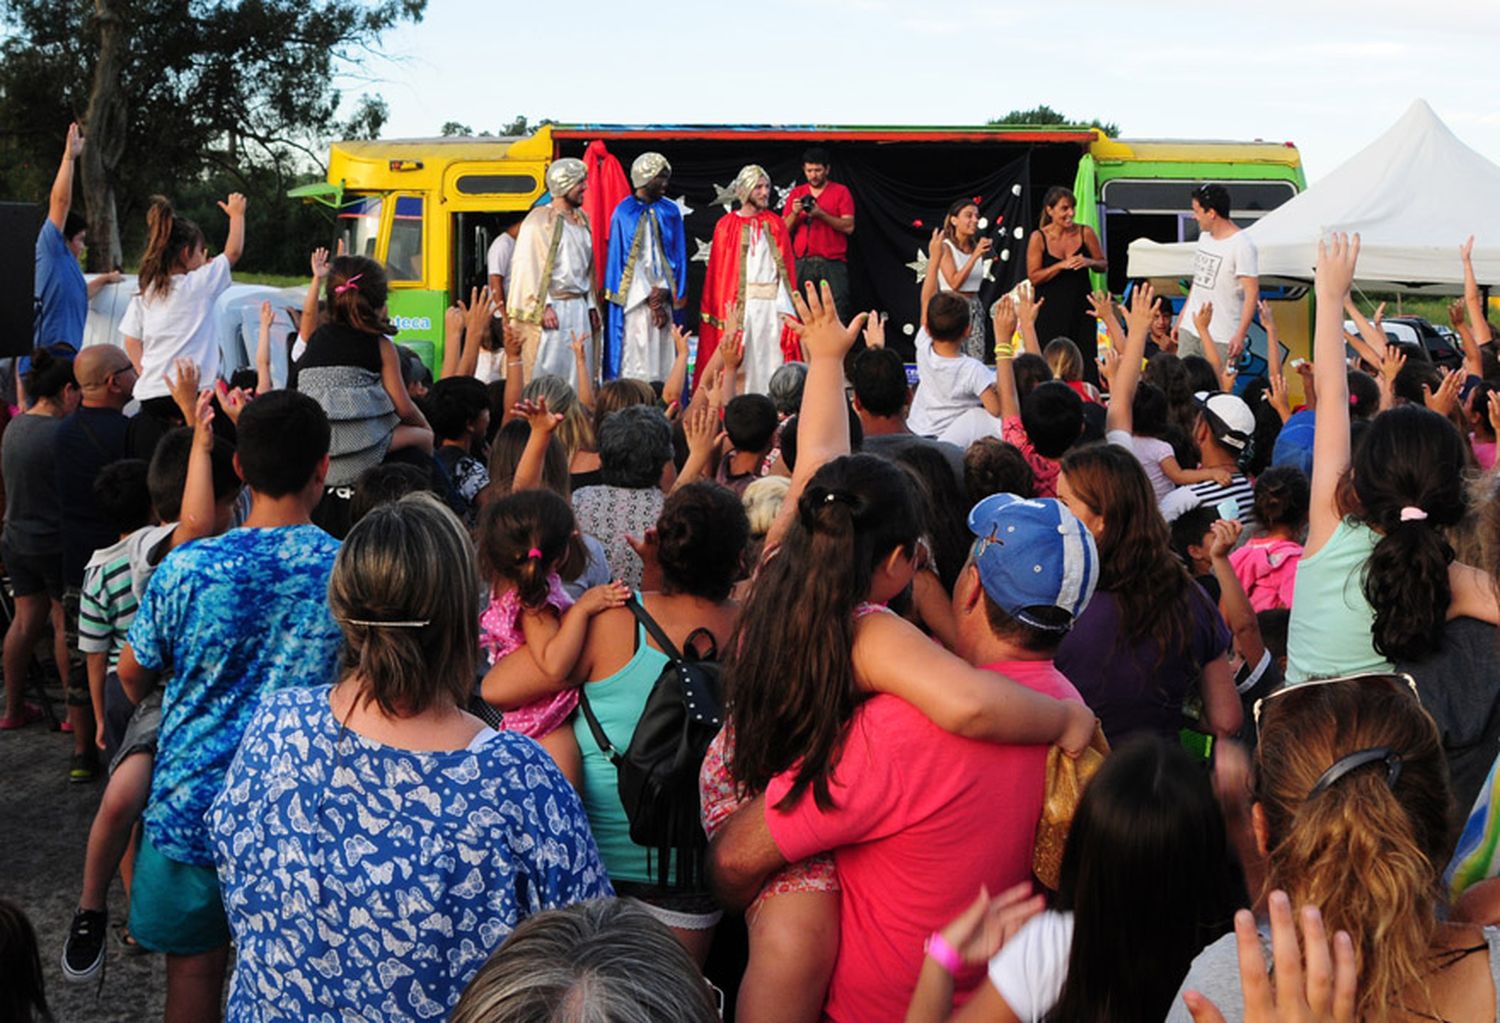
[{"xmin": 0, "ymin": 202, "xmax": 44, "ymax": 358}]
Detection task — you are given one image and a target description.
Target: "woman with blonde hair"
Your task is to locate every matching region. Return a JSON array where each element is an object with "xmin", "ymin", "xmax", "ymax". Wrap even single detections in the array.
[
  {"xmin": 208, "ymin": 494, "xmax": 610, "ymax": 1022},
  {"xmin": 521, "ymin": 374, "xmax": 599, "ymax": 486},
  {"xmin": 1168, "ymin": 676, "xmax": 1500, "ymax": 1023}
]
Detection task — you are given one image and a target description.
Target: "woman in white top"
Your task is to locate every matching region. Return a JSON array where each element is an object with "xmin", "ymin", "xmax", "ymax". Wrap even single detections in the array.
[
  {"xmin": 121, "ymin": 194, "xmax": 244, "ymax": 417},
  {"xmin": 904, "ymin": 736, "xmax": 1240, "ymax": 1023},
  {"xmin": 935, "ymin": 199, "xmax": 992, "ymax": 361}
]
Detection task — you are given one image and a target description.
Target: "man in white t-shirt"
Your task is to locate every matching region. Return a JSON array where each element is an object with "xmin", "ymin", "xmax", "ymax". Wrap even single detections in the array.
[
  {"xmin": 486, "ymin": 220, "xmax": 520, "ymax": 313},
  {"xmin": 1175, "ymin": 184, "xmax": 1258, "ymax": 364}
]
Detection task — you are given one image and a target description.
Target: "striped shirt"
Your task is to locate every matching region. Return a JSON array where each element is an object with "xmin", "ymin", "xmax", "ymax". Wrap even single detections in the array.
[{"xmin": 78, "ymin": 538, "xmax": 137, "ymax": 670}]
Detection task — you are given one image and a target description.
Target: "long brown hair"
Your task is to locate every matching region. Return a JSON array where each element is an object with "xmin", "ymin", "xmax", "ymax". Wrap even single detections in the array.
[
  {"xmin": 940, "ymin": 198, "xmax": 978, "ymax": 253},
  {"xmin": 1256, "ymin": 679, "xmax": 1452, "ymax": 1022},
  {"xmin": 477, "ymin": 489, "xmax": 586, "ymax": 609},
  {"xmin": 1059, "ymin": 443, "xmax": 1196, "ymax": 658},
  {"xmin": 1038, "ymin": 185, "xmax": 1077, "ymax": 230},
  {"xmin": 725, "ymin": 454, "xmax": 919, "ymax": 811},
  {"xmin": 326, "ymin": 255, "xmax": 396, "ymax": 337},
  {"xmin": 138, "ymin": 195, "xmax": 205, "ymax": 299}
]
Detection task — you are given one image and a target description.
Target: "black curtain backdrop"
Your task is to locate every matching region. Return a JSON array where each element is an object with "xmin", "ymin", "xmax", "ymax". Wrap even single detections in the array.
[{"xmin": 561, "ymin": 137, "xmax": 1083, "ymax": 361}]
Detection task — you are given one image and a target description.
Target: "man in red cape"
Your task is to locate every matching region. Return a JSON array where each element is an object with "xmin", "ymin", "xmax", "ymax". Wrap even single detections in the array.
[{"xmin": 695, "ymin": 164, "xmax": 800, "ymax": 393}]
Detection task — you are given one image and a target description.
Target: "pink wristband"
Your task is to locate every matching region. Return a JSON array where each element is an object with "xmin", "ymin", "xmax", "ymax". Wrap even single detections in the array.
[{"xmin": 924, "ymin": 932, "xmax": 964, "ymax": 975}]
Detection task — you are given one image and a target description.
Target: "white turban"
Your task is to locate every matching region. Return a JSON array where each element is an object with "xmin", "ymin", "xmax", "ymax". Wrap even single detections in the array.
[
  {"xmin": 732, "ymin": 164, "xmax": 770, "ymax": 203},
  {"xmin": 545, "ymin": 157, "xmax": 587, "ymax": 197},
  {"xmin": 630, "ymin": 152, "xmax": 671, "ymax": 189}
]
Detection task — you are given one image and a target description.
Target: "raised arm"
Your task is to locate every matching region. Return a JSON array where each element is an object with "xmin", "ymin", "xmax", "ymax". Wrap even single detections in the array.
[
  {"xmin": 661, "ymin": 324, "xmax": 691, "ymax": 410},
  {"xmin": 1105, "ymin": 282, "xmax": 1157, "ymax": 436},
  {"xmin": 1016, "ymin": 284, "xmax": 1045, "ymax": 356},
  {"xmin": 301, "ymin": 246, "xmax": 330, "ymax": 344},
  {"xmin": 255, "ymin": 300, "xmax": 275, "ymax": 394},
  {"xmin": 1462, "ymin": 236, "xmax": 1493, "ymax": 348},
  {"xmin": 1206, "ymin": 519, "xmax": 1264, "ymax": 670},
  {"xmin": 217, "ymin": 193, "xmax": 247, "ymax": 267},
  {"xmin": 1194, "ymin": 302, "xmax": 1236, "ymax": 393},
  {"xmin": 378, "ymin": 338, "xmax": 431, "ymax": 431},
  {"xmin": 1307, "ymin": 234, "xmax": 1360, "ymax": 555},
  {"xmin": 1259, "ymin": 299, "xmax": 1283, "ymax": 382},
  {"xmin": 671, "ymin": 400, "xmax": 720, "ymax": 491},
  {"xmin": 991, "ymin": 297, "xmax": 1020, "ymax": 421},
  {"xmin": 48, "ymin": 123, "xmax": 83, "ymax": 233},
  {"xmin": 1088, "ymin": 290, "xmax": 1126, "ymax": 356},
  {"xmin": 510, "ymin": 398, "xmax": 561, "ymax": 493},
  {"xmin": 764, "ymin": 282, "xmax": 866, "ymax": 548},
  {"xmin": 500, "ymin": 322, "xmax": 525, "ymax": 422},
  {"xmin": 178, "ymin": 390, "xmax": 219, "ymax": 544},
  {"xmin": 1342, "ymin": 297, "xmax": 1387, "ymax": 367},
  {"xmin": 919, "ymin": 229, "xmax": 943, "ymax": 330}
]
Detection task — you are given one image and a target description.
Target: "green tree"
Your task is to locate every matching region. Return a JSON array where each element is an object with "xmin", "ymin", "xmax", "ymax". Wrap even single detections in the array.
[
  {"xmin": 441, "ymin": 121, "xmax": 474, "ymax": 137},
  {"xmin": 0, "ymin": 0, "xmax": 425, "ymax": 271},
  {"xmin": 990, "ymin": 105, "xmax": 1120, "ymax": 139}
]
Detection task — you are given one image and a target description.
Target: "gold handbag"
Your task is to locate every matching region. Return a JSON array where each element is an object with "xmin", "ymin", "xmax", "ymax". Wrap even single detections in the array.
[{"xmin": 1033, "ymin": 725, "xmax": 1110, "ymax": 891}]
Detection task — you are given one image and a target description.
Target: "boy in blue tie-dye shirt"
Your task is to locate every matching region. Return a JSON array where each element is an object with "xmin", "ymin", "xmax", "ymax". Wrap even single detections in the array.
[{"xmin": 118, "ymin": 390, "xmax": 342, "ymax": 1018}]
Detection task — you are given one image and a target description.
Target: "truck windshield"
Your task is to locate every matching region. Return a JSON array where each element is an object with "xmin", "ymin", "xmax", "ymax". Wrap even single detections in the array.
[{"xmin": 338, "ymin": 195, "xmax": 384, "ymax": 260}]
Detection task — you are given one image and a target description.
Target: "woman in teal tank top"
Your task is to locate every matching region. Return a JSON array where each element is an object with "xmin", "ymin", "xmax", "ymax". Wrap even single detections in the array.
[{"xmin": 1288, "ymin": 237, "xmax": 1497, "ymax": 681}]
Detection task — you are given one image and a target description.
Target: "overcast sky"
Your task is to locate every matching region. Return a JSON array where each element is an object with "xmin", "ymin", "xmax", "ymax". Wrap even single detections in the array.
[{"xmin": 362, "ymin": 0, "xmax": 1500, "ymax": 183}]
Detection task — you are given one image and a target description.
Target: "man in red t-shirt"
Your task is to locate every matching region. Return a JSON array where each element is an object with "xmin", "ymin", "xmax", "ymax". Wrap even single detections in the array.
[
  {"xmin": 782, "ymin": 146, "xmax": 855, "ymax": 320},
  {"xmin": 710, "ymin": 494, "xmax": 1100, "ymax": 1022}
]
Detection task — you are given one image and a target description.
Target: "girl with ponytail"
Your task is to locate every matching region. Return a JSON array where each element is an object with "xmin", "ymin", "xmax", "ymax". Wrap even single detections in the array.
[
  {"xmin": 1287, "ymin": 234, "xmax": 1500, "ymax": 681},
  {"xmin": 476, "ymin": 487, "xmax": 628, "ymax": 786},
  {"xmin": 290, "ymin": 255, "xmax": 443, "ymax": 526},
  {"xmin": 1169, "ymin": 676, "xmax": 1499, "ymax": 1023},
  {"xmin": 120, "ymin": 193, "xmax": 244, "ymax": 417}
]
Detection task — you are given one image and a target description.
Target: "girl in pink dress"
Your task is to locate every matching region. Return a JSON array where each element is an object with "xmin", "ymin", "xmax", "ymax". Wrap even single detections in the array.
[{"xmin": 478, "ymin": 488, "xmax": 628, "ymax": 786}]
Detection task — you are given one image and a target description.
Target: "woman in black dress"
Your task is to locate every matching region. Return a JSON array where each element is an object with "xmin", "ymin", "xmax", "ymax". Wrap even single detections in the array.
[{"xmin": 1027, "ymin": 186, "xmax": 1107, "ymax": 382}]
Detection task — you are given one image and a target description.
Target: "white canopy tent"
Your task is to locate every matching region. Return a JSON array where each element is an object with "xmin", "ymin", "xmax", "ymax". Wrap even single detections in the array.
[{"xmin": 1127, "ymin": 100, "xmax": 1500, "ymax": 293}]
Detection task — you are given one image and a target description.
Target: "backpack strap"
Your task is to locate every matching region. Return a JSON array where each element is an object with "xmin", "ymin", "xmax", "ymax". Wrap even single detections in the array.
[
  {"xmin": 626, "ymin": 594, "xmax": 686, "ymax": 662},
  {"xmin": 576, "ymin": 689, "xmax": 624, "ymax": 766}
]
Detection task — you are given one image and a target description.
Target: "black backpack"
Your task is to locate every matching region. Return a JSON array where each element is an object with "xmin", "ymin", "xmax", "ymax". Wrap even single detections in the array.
[{"xmin": 578, "ymin": 596, "xmax": 724, "ymax": 890}]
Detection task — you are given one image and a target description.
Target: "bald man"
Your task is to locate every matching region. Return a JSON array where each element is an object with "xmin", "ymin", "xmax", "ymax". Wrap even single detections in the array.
[{"xmin": 54, "ymin": 343, "xmax": 141, "ymax": 779}]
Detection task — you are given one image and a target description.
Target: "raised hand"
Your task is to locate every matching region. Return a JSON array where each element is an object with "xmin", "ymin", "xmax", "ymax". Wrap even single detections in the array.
[
  {"xmin": 1099, "ymin": 346, "xmax": 1122, "ymax": 388},
  {"xmin": 570, "ymin": 331, "xmax": 590, "ymax": 362},
  {"xmin": 1257, "ymin": 299, "xmax": 1279, "ymax": 338},
  {"xmin": 672, "ymin": 324, "xmax": 690, "ymax": 359},
  {"xmin": 1194, "ymin": 300, "xmax": 1215, "ymax": 338},
  {"xmin": 1461, "ymin": 234, "xmax": 1476, "ymax": 264},
  {"xmin": 683, "ymin": 401, "xmax": 718, "ymax": 460},
  {"xmin": 1267, "ymin": 373, "xmax": 1292, "ymax": 422},
  {"xmin": 1208, "ymin": 517, "xmax": 1243, "ymax": 558},
  {"xmin": 1314, "ymin": 233, "xmax": 1360, "ymax": 305},
  {"xmin": 1423, "ymin": 367, "xmax": 1462, "ymax": 416},
  {"xmin": 933, "ymin": 882, "xmax": 1046, "ymax": 967},
  {"xmin": 465, "ymin": 286, "xmax": 497, "ymax": 338},
  {"xmin": 216, "ymin": 379, "xmax": 251, "ymax": 425},
  {"xmin": 444, "ymin": 302, "xmax": 465, "ymax": 343},
  {"xmin": 167, "ymin": 357, "xmax": 201, "ymax": 423},
  {"xmin": 1018, "ymin": 284, "xmax": 1045, "ymax": 327},
  {"xmin": 193, "ymin": 389, "xmax": 216, "ymax": 451},
  {"xmin": 863, "ymin": 311, "xmax": 887, "ymax": 350},
  {"xmin": 311, "ymin": 246, "xmax": 331, "ymax": 280},
  {"xmin": 721, "ymin": 329, "xmax": 746, "ymax": 371},
  {"xmin": 218, "ymin": 192, "xmax": 247, "ymax": 218},
  {"xmin": 1449, "ymin": 298, "xmax": 1467, "ymax": 328},
  {"xmin": 66, "ymin": 122, "xmax": 85, "ymax": 158},
  {"xmin": 258, "ymin": 299, "xmax": 275, "ymax": 331},
  {"xmin": 1126, "ymin": 282, "xmax": 1159, "ymax": 337},
  {"xmin": 784, "ymin": 280, "xmax": 868, "ymax": 362},
  {"xmin": 1182, "ymin": 892, "xmax": 1356, "ymax": 1023},
  {"xmin": 927, "ymin": 227, "xmax": 944, "ymax": 262},
  {"xmin": 1293, "ymin": 359, "xmax": 1318, "ymax": 409},
  {"xmin": 1371, "ymin": 301, "xmax": 1386, "ymax": 332},
  {"xmin": 991, "ymin": 295, "xmax": 1018, "ymax": 354},
  {"xmin": 1086, "ymin": 290, "xmax": 1115, "ymax": 323},
  {"xmin": 512, "ymin": 396, "xmax": 561, "ymax": 435},
  {"xmin": 1379, "ymin": 346, "xmax": 1406, "ymax": 385},
  {"xmin": 502, "ymin": 321, "xmax": 524, "ymax": 359}
]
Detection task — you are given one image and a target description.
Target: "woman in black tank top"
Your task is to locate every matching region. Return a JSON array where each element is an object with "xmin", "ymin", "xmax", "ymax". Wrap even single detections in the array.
[{"xmin": 1027, "ymin": 186, "xmax": 1106, "ymax": 382}]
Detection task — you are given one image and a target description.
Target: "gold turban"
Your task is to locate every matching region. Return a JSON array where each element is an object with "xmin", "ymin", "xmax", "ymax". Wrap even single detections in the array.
[
  {"xmin": 545, "ymin": 157, "xmax": 587, "ymax": 197},
  {"xmin": 732, "ymin": 164, "xmax": 770, "ymax": 203},
  {"xmin": 630, "ymin": 152, "xmax": 671, "ymax": 189}
]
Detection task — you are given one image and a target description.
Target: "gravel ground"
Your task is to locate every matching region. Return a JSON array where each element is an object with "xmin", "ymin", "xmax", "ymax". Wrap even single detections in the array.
[{"xmin": 0, "ymin": 680, "xmax": 166, "ymax": 1022}]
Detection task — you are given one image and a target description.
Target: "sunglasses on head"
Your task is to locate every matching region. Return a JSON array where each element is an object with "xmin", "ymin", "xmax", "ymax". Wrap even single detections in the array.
[{"xmin": 1253, "ymin": 672, "xmax": 1419, "ymax": 799}]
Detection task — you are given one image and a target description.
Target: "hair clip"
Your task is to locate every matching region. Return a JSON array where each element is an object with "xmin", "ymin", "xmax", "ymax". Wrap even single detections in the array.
[
  {"xmin": 338, "ymin": 616, "xmax": 431, "ymax": 628},
  {"xmin": 334, "ymin": 273, "xmax": 364, "ymax": 295},
  {"xmin": 1399, "ymin": 506, "xmax": 1428, "ymax": 522}
]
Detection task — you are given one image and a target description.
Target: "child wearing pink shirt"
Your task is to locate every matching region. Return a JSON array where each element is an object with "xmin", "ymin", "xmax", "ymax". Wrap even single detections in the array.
[{"xmin": 1229, "ymin": 466, "xmax": 1309, "ymax": 612}]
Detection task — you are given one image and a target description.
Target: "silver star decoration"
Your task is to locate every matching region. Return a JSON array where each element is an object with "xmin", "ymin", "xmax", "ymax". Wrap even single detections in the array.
[
  {"xmin": 710, "ymin": 182, "xmax": 737, "ymax": 209},
  {"xmin": 905, "ymin": 248, "xmax": 929, "ymax": 282},
  {"xmin": 775, "ymin": 180, "xmax": 797, "ymax": 207},
  {"xmin": 692, "ymin": 237, "xmax": 713, "ymax": 264},
  {"xmin": 672, "ymin": 195, "xmax": 694, "ymax": 219}
]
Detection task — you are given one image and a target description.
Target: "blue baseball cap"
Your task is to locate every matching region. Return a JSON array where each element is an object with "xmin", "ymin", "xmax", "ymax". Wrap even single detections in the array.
[{"xmin": 967, "ymin": 493, "xmax": 1099, "ymax": 632}]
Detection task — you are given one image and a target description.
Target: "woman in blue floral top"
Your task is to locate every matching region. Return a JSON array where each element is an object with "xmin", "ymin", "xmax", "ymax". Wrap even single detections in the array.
[{"xmin": 209, "ymin": 494, "xmax": 611, "ymax": 1022}]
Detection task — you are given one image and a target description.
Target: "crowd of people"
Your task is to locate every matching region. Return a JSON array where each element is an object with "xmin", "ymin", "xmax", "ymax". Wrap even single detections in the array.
[{"xmin": 4, "ymin": 123, "xmax": 1500, "ymax": 1023}]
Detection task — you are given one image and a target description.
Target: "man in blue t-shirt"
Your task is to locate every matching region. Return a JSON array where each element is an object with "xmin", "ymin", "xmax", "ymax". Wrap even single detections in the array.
[
  {"xmin": 29, "ymin": 122, "xmax": 122, "ymax": 402},
  {"xmin": 118, "ymin": 390, "xmax": 341, "ymax": 1019}
]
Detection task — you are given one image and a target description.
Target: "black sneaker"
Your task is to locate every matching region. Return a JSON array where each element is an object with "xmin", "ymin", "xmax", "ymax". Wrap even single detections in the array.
[
  {"xmin": 62, "ymin": 907, "xmax": 107, "ymax": 981},
  {"xmin": 69, "ymin": 752, "xmax": 98, "ymax": 784}
]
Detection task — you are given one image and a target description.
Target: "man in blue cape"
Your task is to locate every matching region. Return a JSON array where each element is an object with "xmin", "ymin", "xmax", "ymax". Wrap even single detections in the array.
[{"xmin": 603, "ymin": 152, "xmax": 688, "ymax": 381}]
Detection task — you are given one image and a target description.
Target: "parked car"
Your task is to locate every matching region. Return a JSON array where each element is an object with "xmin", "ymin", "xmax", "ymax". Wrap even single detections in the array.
[{"xmin": 1343, "ymin": 315, "xmax": 1462, "ymax": 370}]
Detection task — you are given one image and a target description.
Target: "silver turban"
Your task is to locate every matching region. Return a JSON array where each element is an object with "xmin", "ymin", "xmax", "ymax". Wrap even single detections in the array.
[
  {"xmin": 630, "ymin": 152, "xmax": 671, "ymax": 189},
  {"xmin": 545, "ymin": 157, "xmax": 587, "ymax": 197}
]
